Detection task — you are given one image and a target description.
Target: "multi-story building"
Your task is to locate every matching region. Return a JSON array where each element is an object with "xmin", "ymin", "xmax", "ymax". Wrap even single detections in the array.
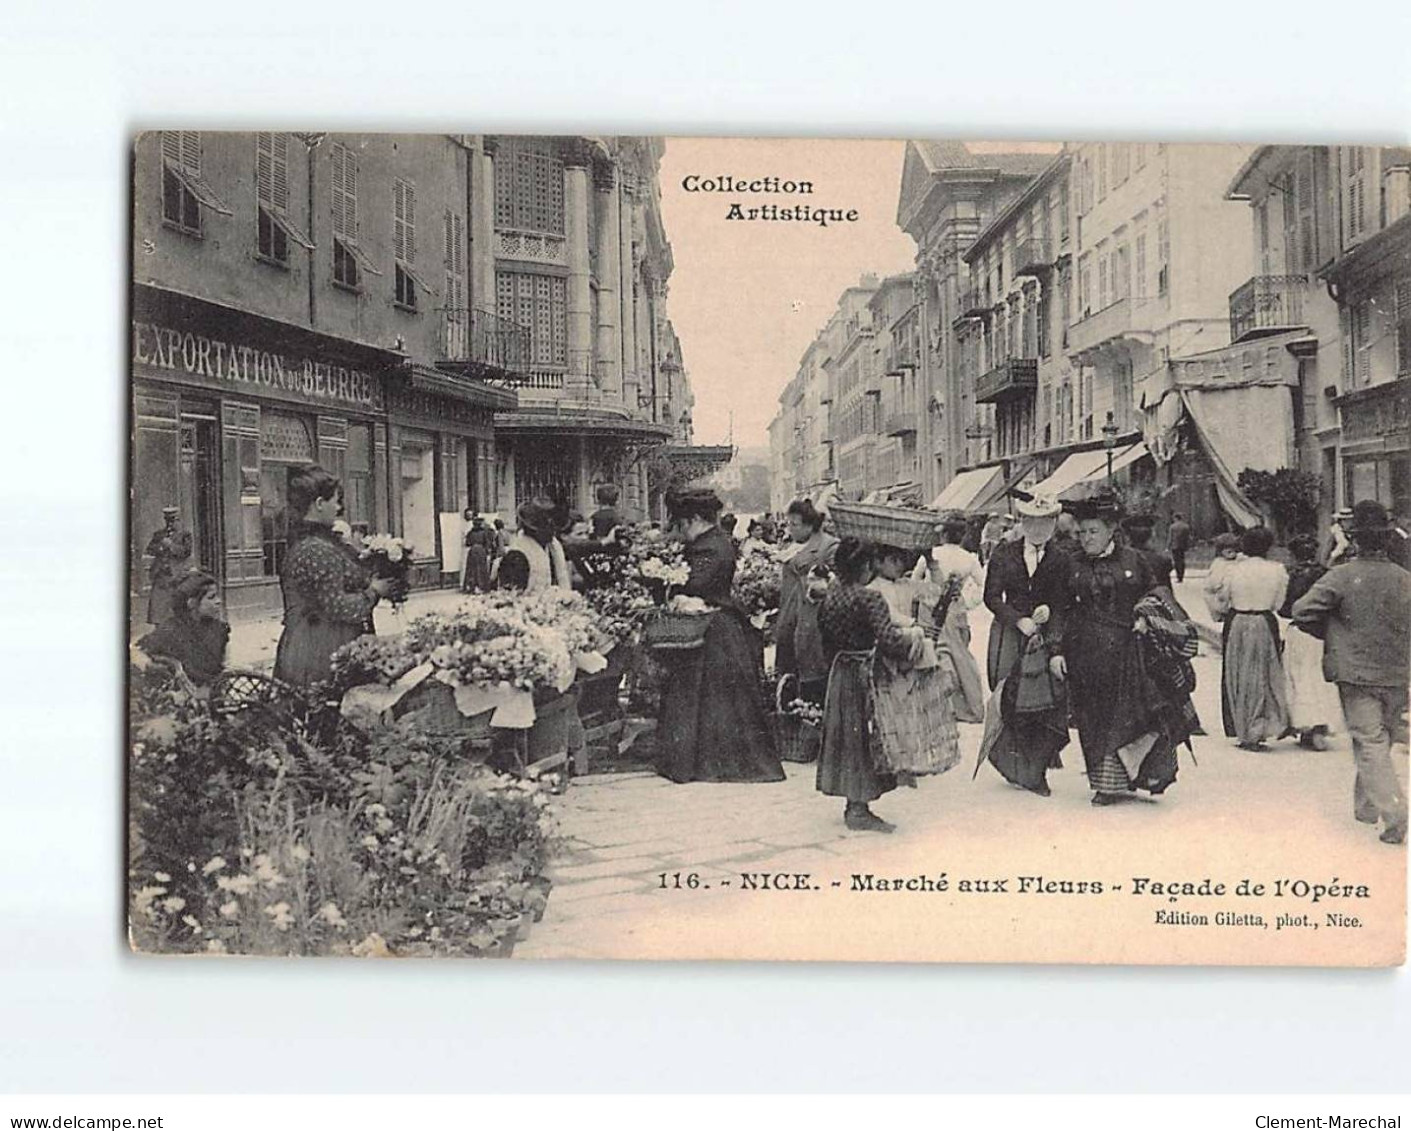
[
  {"xmin": 830, "ymin": 276, "xmax": 884, "ymax": 501},
  {"xmin": 896, "ymin": 142, "xmax": 1056, "ymax": 504},
  {"xmin": 478, "ymin": 135, "xmax": 685, "ymax": 525},
  {"xmin": 866, "ymin": 273, "xmax": 923, "ymax": 501},
  {"xmin": 952, "ymin": 154, "xmax": 1072, "ymax": 503},
  {"xmin": 132, "ymin": 131, "xmax": 522, "ymax": 615}
]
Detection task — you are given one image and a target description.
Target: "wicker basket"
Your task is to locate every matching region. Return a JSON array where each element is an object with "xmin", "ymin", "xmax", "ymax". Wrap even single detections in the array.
[
  {"xmin": 392, "ymin": 678, "xmax": 495, "ymax": 745},
  {"xmin": 773, "ymin": 712, "xmax": 820, "ymax": 763},
  {"xmin": 641, "ymin": 609, "xmax": 712, "ymax": 653},
  {"xmin": 828, "ymin": 501, "xmax": 940, "ymax": 554}
]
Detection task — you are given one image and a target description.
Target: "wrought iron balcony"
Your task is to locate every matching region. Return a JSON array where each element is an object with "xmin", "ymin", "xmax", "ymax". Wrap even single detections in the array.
[
  {"xmin": 885, "ymin": 411, "xmax": 918, "ymax": 437},
  {"xmin": 1013, "ymin": 238, "xmax": 1054, "ymax": 277},
  {"xmin": 886, "ymin": 338, "xmax": 919, "ymax": 375},
  {"xmin": 975, "ymin": 357, "xmax": 1039, "ymax": 403},
  {"xmin": 954, "ymin": 286, "xmax": 992, "ymax": 326},
  {"xmin": 439, "ymin": 307, "xmax": 531, "ymax": 380},
  {"xmin": 1229, "ymin": 274, "xmax": 1309, "ymax": 343}
]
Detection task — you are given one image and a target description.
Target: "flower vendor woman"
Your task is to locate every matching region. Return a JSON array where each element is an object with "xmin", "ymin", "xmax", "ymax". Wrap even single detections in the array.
[
  {"xmin": 138, "ymin": 569, "xmax": 229, "ymax": 689},
  {"xmin": 774, "ymin": 499, "xmax": 839, "ymax": 706},
  {"xmin": 920, "ymin": 515, "xmax": 986, "ymax": 721},
  {"xmin": 1049, "ymin": 490, "xmax": 1178, "ymax": 805},
  {"xmin": 816, "ymin": 538, "xmax": 928, "ymax": 833},
  {"xmin": 977, "ymin": 492, "xmax": 1070, "ymax": 797},
  {"xmin": 656, "ymin": 488, "xmax": 785, "ymax": 785},
  {"xmin": 505, "ymin": 497, "xmax": 571, "ymax": 593},
  {"xmin": 274, "ymin": 465, "xmax": 393, "ymax": 689}
]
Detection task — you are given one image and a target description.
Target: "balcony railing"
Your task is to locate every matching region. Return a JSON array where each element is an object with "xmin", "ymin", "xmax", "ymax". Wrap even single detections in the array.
[
  {"xmin": 1229, "ymin": 274, "xmax": 1309, "ymax": 343},
  {"xmin": 885, "ymin": 411, "xmax": 918, "ymax": 437},
  {"xmin": 1066, "ymin": 296, "xmax": 1149, "ymax": 360},
  {"xmin": 954, "ymin": 286, "xmax": 992, "ymax": 325},
  {"xmin": 440, "ymin": 307, "xmax": 532, "ymax": 378},
  {"xmin": 886, "ymin": 339, "xmax": 919, "ymax": 374},
  {"xmin": 1013, "ymin": 238, "xmax": 1054, "ymax": 277},
  {"xmin": 975, "ymin": 357, "xmax": 1039, "ymax": 403}
]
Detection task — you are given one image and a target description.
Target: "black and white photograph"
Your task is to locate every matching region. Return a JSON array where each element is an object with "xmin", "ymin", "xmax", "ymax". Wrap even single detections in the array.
[{"xmin": 125, "ymin": 132, "xmax": 1409, "ymax": 965}]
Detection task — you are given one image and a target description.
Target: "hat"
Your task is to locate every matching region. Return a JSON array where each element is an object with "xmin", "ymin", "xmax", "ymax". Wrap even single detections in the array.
[
  {"xmin": 1121, "ymin": 514, "xmax": 1156, "ymax": 532},
  {"xmin": 162, "ymin": 505, "xmax": 179, "ymax": 517},
  {"xmin": 1064, "ymin": 488, "xmax": 1123, "ymax": 522},
  {"xmin": 172, "ymin": 569, "xmax": 218, "ymax": 612},
  {"xmin": 516, "ymin": 497, "xmax": 559, "ymax": 535},
  {"xmin": 1013, "ymin": 490, "xmax": 1061, "ymax": 519},
  {"xmin": 1348, "ymin": 499, "xmax": 1393, "ymax": 534}
]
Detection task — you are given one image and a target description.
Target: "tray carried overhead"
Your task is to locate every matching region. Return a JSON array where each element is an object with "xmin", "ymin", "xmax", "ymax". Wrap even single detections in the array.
[{"xmin": 827, "ymin": 500, "xmax": 941, "ymax": 554}]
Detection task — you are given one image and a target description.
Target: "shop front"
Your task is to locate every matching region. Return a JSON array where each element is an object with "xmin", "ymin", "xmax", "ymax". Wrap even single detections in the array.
[
  {"xmin": 1337, "ymin": 378, "xmax": 1411, "ymax": 519},
  {"xmin": 386, "ymin": 367, "xmax": 515, "ymax": 588},
  {"xmin": 130, "ymin": 287, "xmax": 395, "ymax": 620}
]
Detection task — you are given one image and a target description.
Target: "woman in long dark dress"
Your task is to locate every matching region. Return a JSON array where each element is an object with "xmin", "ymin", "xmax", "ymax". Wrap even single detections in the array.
[
  {"xmin": 273, "ymin": 465, "xmax": 392, "ymax": 689},
  {"xmin": 1049, "ymin": 492, "xmax": 1178, "ymax": 805},
  {"xmin": 979, "ymin": 493, "xmax": 1070, "ymax": 796},
  {"xmin": 817, "ymin": 538, "xmax": 926, "ymax": 832},
  {"xmin": 656, "ymin": 488, "xmax": 785, "ymax": 785}
]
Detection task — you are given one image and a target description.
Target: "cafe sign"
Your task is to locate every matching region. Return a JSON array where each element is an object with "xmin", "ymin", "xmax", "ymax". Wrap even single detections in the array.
[{"xmin": 132, "ymin": 320, "xmax": 383, "ymax": 410}]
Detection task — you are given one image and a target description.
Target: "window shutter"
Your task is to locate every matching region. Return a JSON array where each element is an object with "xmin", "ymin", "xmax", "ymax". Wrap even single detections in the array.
[
  {"xmin": 181, "ymin": 132, "xmax": 201, "ymax": 175},
  {"xmin": 443, "ymin": 209, "xmax": 453, "ymax": 268},
  {"xmin": 256, "ymin": 133, "xmax": 273, "ymax": 207},
  {"xmin": 271, "ymin": 133, "xmax": 288, "ymax": 212},
  {"xmin": 345, "ymin": 147, "xmax": 358, "ymax": 237},
  {"xmin": 404, "ymin": 181, "xmax": 415, "ymax": 263},
  {"xmin": 393, "ymin": 180, "xmax": 406, "ymax": 261},
  {"xmin": 453, "ymin": 213, "xmax": 464, "ymax": 276},
  {"xmin": 330, "ymin": 144, "xmax": 345, "ymax": 238}
]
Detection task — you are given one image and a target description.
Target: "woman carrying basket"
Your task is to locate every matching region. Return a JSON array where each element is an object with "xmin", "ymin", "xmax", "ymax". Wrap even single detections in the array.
[{"xmin": 816, "ymin": 538, "xmax": 937, "ymax": 833}]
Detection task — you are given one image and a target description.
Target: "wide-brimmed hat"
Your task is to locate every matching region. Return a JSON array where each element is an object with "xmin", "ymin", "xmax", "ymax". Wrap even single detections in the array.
[
  {"xmin": 161, "ymin": 505, "xmax": 180, "ymax": 517},
  {"xmin": 1013, "ymin": 490, "xmax": 1061, "ymax": 519},
  {"xmin": 1347, "ymin": 499, "xmax": 1393, "ymax": 534},
  {"xmin": 516, "ymin": 498, "xmax": 559, "ymax": 534}
]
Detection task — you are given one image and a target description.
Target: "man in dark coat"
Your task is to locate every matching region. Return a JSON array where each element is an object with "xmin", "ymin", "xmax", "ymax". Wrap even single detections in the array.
[
  {"xmin": 1167, "ymin": 512, "xmax": 1192, "ymax": 583},
  {"xmin": 145, "ymin": 506, "xmax": 192, "ymax": 625}
]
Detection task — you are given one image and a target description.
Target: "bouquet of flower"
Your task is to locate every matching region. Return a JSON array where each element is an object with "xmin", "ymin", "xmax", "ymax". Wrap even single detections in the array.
[
  {"xmin": 404, "ymin": 610, "xmax": 576, "ymax": 694},
  {"xmin": 783, "ymin": 697, "xmax": 824, "ymax": 727},
  {"xmin": 732, "ymin": 542, "xmax": 782, "ymax": 619},
  {"xmin": 583, "ymin": 582, "xmax": 655, "ymax": 646},
  {"xmin": 623, "ymin": 529, "xmax": 690, "ymax": 599},
  {"xmin": 360, "ymin": 533, "xmax": 414, "ymax": 608}
]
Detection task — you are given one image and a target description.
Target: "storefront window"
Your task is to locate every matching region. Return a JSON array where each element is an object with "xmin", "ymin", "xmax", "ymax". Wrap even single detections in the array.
[
  {"xmin": 259, "ymin": 412, "xmax": 314, "ymax": 577},
  {"xmin": 345, "ymin": 423, "xmax": 373, "ymax": 532},
  {"xmin": 399, "ymin": 430, "xmax": 437, "ymax": 559}
]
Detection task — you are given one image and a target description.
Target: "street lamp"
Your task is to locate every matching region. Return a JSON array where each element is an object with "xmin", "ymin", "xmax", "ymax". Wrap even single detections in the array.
[{"xmin": 1102, "ymin": 410, "xmax": 1119, "ymax": 483}]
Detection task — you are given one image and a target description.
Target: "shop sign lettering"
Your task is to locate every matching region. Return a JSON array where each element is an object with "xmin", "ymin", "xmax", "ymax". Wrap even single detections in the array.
[{"xmin": 132, "ymin": 321, "xmax": 382, "ymax": 409}]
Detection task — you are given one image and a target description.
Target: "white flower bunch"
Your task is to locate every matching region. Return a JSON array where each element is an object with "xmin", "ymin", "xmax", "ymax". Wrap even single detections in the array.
[{"xmin": 361, "ymin": 533, "xmax": 413, "ymax": 563}]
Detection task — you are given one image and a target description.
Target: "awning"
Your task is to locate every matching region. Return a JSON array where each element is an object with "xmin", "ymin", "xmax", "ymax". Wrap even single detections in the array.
[
  {"xmin": 1030, "ymin": 443, "xmax": 1146, "ymax": 500},
  {"xmin": 929, "ymin": 465, "xmax": 1003, "ymax": 511},
  {"xmin": 1063, "ymin": 442, "xmax": 1150, "ymax": 498},
  {"xmin": 405, "ymin": 364, "xmax": 518, "ymax": 411}
]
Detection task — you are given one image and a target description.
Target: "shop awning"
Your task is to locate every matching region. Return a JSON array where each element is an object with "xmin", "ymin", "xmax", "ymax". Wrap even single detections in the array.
[
  {"xmin": 929, "ymin": 465, "xmax": 1003, "ymax": 512},
  {"xmin": 493, "ymin": 410, "xmax": 674, "ymax": 442},
  {"xmin": 406, "ymin": 364, "xmax": 518, "ymax": 411},
  {"xmin": 1029, "ymin": 443, "xmax": 1142, "ymax": 500},
  {"xmin": 1055, "ymin": 442, "xmax": 1151, "ymax": 499}
]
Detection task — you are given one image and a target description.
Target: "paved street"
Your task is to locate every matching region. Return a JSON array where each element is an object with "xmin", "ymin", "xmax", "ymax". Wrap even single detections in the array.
[{"xmin": 519, "ymin": 576, "xmax": 1407, "ymax": 964}]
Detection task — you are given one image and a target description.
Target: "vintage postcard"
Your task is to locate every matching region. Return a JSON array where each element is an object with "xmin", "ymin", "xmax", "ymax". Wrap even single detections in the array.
[{"xmin": 127, "ymin": 133, "xmax": 1409, "ymax": 965}]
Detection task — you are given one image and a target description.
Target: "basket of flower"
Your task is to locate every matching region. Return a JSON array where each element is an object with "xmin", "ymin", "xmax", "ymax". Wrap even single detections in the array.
[
  {"xmin": 828, "ymin": 501, "xmax": 940, "ymax": 555},
  {"xmin": 774, "ymin": 696, "xmax": 823, "ymax": 763},
  {"xmin": 640, "ymin": 594, "xmax": 714, "ymax": 654}
]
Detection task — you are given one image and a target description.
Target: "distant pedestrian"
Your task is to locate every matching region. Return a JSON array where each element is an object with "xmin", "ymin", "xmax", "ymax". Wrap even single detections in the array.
[
  {"xmin": 1279, "ymin": 534, "xmax": 1341, "ymax": 750},
  {"xmin": 461, "ymin": 511, "xmax": 495, "ymax": 593},
  {"xmin": 1123, "ymin": 515, "xmax": 1175, "ymax": 593},
  {"xmin": 144, "ymin": 506, "xmax": 192, "ymax": 625},
  {"xmin": 1292, "ymin": 500, "xmax": 1410, "ymax": 845},
  {"xmin": 1219, "ymin": 526, "xmax": 1290, "ymax": 751},
  {"xmin": 1167, "ymin": 512, "xmax": 1192, "ymax": 583},
  {"xmin": 979, "ymin": 513, "xmax": 1006, "ymax": 565}
]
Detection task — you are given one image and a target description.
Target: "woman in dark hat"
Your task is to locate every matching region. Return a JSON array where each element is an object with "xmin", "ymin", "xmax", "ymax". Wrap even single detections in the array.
[
  {"xmin": 274, "ymin": 465, "xmax": 392, "ymax": 688},
  {"xmin": 1049, "ymin": 490, "xmax": 1181, "ymax": 804},
  {"xmin": 138, "ymin": 570, "xmax": 230, "ymax": 689},
  {"xmin": 655, "ymin": 487, "xmax": 785, "ymax": 785}
]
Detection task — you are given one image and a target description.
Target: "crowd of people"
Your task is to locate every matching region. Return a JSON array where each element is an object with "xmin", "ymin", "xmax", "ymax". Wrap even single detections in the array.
[{"xmin": 133, "ymin": 461, "xmax": 1409, "ymax": 848}]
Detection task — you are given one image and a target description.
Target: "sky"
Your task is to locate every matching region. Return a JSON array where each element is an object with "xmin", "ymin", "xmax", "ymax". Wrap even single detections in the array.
[{"xmin": 656, "ymin": 138, "xmax": 917, "ymax": 450}]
